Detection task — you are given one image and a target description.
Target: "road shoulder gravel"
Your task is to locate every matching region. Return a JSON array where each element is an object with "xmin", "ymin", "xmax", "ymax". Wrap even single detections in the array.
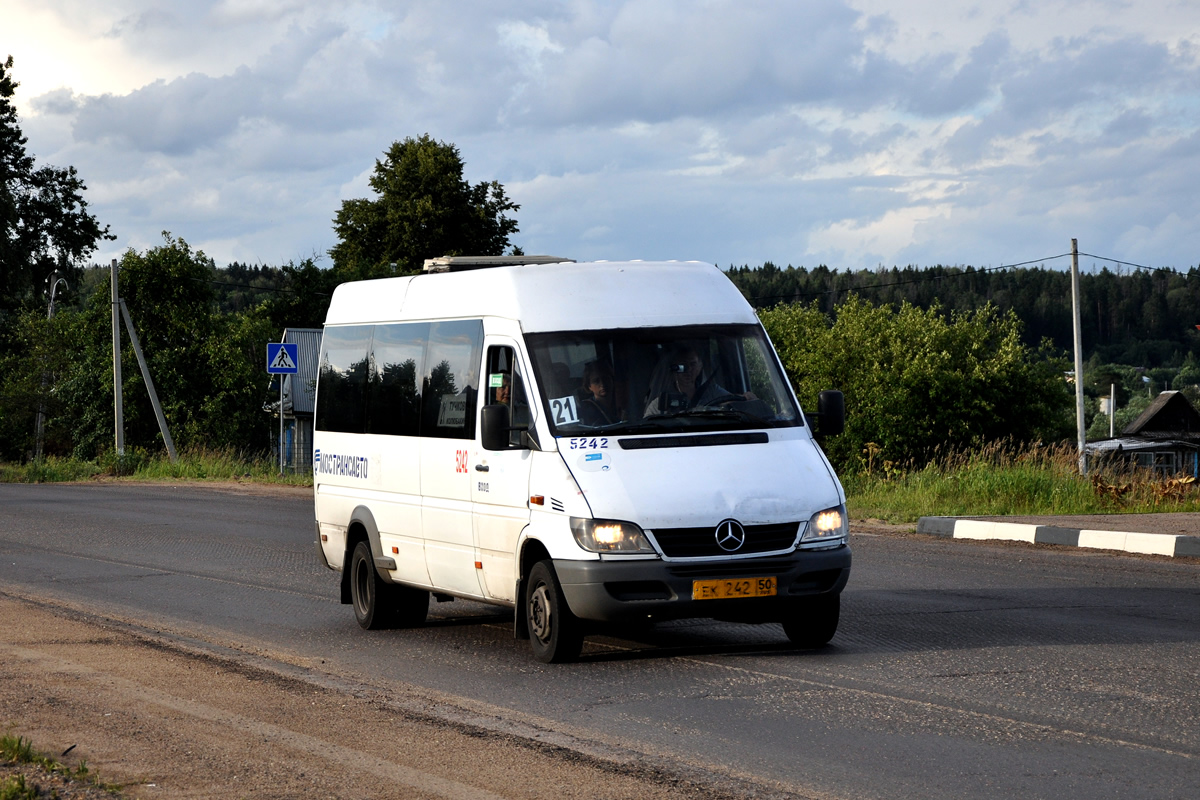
[{"xmin": 0, "ymin": 592, "xmax": 806, "ymax": 800}]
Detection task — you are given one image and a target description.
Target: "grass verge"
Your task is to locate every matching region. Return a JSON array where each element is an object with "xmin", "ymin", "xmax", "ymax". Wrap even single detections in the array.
[
  {"xmin": 8, "ymin": 441, "xmax": 1200, "ymax": 522},
  {"xmin": 0, "ymin": 732, "xmax": 122, "ymax": 797},
  {"xmin": 0, "ymin": 448, "xmax": 312, "ymax": 486},
  {"xmin": 845, "ymin": 440, "xmax": 1200, "ymax": 523}
]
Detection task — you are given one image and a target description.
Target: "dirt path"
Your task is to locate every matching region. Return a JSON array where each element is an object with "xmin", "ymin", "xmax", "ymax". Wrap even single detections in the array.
[{"xmin": 0, "ymin": 593, "xmax": 779, "ymax": 800}]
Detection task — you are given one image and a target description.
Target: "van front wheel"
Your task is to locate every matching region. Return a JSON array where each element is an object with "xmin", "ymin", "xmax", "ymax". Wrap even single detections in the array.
[
  {"xmin": 525, "ymin": 561, "xmax": 583, "ymax": 663},
  {"xmin": 782, "ymin": 594, "xmax": 840, "ymax": 648}
]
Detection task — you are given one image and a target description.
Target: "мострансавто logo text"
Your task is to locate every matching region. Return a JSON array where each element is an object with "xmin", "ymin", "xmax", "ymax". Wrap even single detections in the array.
[{"xmin": 314, "ymin": 449, "xmax": 368, "ymax": 479}]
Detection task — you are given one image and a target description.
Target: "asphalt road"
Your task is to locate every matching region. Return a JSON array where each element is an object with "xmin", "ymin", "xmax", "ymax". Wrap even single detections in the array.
[{"xmin": 2, "ymin": 482, "xmax": 1198, "ymax": 799}]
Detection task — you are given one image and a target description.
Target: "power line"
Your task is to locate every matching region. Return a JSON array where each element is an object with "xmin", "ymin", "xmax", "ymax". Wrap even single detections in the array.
[
  {"xmin": 741, "ymin": 252, "xmax": 1074, "ymax": 305},
  {"xmin": 1077, "ymin": 252, "xmax": 1191, "ymax": 277},
  {"xmin": 189, "ymin": 276, "xmax": 332, "ymax": 297},
  {"xmin": 740, "ymin": 248, "xmax": 1197, "ymax": 307}
]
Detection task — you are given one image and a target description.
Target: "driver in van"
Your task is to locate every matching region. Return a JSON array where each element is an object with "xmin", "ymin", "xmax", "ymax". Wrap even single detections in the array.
[
  {"xmin": 644, "ymin": 345, "xmax": 754, "ymax": 415},
  {"xmin": 492, "ymin": 370, "xmax": 511, "ymax": 406}
]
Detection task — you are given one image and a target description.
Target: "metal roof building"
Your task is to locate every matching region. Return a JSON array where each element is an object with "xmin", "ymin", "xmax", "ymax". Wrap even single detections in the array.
[
  {"xmin": 268, "ymin": 328, "xmax": 322, "ymax": 473},
  {"xmin": 1086, "ymin": 391, "xmax": 1200, "ymax": 476},
  {"xmin": 281, "ymin": 328, "xmax": 321, "ymax": 417}
]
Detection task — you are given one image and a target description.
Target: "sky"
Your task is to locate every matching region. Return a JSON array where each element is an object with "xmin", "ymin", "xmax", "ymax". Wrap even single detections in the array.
[{"xmin": 7, "ymin": 0, "xmax": 1200, "ymax": 272}]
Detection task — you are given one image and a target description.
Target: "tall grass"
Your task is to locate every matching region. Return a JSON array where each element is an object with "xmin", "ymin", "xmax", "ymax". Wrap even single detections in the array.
[
  {"xmin": 845, "ymin": 440, "xmax": 1200, "ymax": 523},
  {"xmin": 0, "ymin": 447, "xmax": 312, "ymax": 486}
]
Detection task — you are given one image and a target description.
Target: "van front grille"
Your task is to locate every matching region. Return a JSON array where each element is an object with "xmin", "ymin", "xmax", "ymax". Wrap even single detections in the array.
[{"xmin": 649, "ymin": 522, "xmax": 800, "ymax": 558}]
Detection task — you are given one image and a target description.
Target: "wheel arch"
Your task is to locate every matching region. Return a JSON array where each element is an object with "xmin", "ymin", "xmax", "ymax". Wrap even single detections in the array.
[
  {"xmin": 513, "ymin": 537, "xmax": 552, "ymax": 639},
  {"xmin": 340, "ymin": 506, "xmax": 393, "ymax": 604}
]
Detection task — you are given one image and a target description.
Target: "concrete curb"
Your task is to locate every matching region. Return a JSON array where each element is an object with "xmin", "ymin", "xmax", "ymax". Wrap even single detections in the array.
[{"xmin": 916, "ymin": 516, "xmax": 1200, "ymax": 558}]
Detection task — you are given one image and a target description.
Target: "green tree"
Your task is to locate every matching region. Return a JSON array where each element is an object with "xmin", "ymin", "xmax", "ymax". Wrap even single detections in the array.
[
  {"xmin": 330, "ymin": 135, "xmax": 519, "ymax": 279},
  {"xmin": 113, "ymin": 234, "xmax": 279, "ymax": 452},
  {"xmin": 760, "ymin": 295, "xmax": 1073, "ymax": 471},
  {"xmin": 0, "ymin": 55, "xmax": 111, "ymax": 313},
  {"xmin": 0, "ymin": 307, "xmax": 78, "ymax": 459},
  {"xmin": 18, "ymin": 235, "xmax": 277, "ymax": 459},
  {"xmin": 1172, "ymin": 352, "xmax": 1200, "ymax": 391},
  {"xmin": 258, "ymin": 258, "xmax": 340, "ymax": 330}
]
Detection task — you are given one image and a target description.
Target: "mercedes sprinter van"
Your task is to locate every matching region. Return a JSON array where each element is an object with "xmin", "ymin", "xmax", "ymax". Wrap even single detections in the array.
[{"xmin": 313, "ymin": 257, "xmax": 849, "ymax": 662}]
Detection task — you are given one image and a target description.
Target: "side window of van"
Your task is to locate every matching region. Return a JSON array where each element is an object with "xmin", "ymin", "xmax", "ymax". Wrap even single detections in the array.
[
  {"xmin": 486, "ymin": 345, "xmax": 532, "ymax": 446},
  {"xmin": 420, "ymin": 320, "xmax": 484, "ymax": 440},
  {"xmin": 368, "ymin": 322, "xmax": 429, "ymax": 437},
  {"xmin": 316, "ymin": 325, "xmax": 374, "ymax": 433}
]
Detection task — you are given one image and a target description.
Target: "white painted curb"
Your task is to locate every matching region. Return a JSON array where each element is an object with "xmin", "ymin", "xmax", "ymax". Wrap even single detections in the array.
[{"xmin": 916, "ymin": 517, "xmax": 1200, "ymax": 558}]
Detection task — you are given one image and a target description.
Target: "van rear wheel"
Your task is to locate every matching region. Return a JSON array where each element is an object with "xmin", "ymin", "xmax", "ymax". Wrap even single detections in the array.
[
  {"xmin": 525, "ymin": 560, "xmax": 583, "ymax": 663},
  {"xmin": 351, "ymin": 541, "xmax": 430, "ymax": 629},
  {"xmin": 782, "ymin": 594, "xmax": 840, "ymax": 648},
  {"xmin": 351, "ymin": 541, "xmax": 393, "ymax": 629}
]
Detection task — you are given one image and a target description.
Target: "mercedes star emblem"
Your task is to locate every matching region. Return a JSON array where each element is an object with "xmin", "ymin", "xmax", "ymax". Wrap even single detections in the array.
[{"xmin": 715, "ymin": 519, "xmax": 746, "ymax": 552}]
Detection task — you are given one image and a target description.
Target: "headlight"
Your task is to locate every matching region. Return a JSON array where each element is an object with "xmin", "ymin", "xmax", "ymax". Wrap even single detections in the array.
[
  {"xmin": 570, "ymin": 517, "xmax": 654, "ymax": 553},
  {"xmin": 801, "ymin": 505, "xmax": 847, "ymax": 544}
]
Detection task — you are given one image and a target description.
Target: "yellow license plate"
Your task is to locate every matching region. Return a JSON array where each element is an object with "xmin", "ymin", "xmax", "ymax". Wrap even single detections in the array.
[{"xmin": 692, "ymin": 576, "xmax": 777, "ymax": 600}]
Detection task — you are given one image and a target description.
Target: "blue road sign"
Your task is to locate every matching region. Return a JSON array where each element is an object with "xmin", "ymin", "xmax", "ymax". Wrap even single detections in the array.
[{"xmin": 267, "ymin": 343, "xmax": 299, "ymax": 374}]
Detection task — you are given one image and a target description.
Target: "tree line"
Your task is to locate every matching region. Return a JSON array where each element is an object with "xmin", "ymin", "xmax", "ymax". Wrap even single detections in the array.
[
  {"xmin": 726, "ymin": 262, "xmax": 1200, "ymax": 369},
  {"xmin": 0, "ymin": 53, "xmax": 1184, "ymax": 473}
]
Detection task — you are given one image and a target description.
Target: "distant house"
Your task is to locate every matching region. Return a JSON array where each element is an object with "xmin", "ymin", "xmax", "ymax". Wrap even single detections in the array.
[
  {"xmin": 1087, "ymin": 390, "xmax": 1200, "ymax": 476},
  {"xmin": 266, "ymin": 328, "xmax": 321, "ymax": 473}
]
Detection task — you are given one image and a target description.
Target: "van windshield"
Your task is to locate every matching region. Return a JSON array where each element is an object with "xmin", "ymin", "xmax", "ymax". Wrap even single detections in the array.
[{"xmin": 525, "ymin": 324, "xmax": 802, "ymax": 436}]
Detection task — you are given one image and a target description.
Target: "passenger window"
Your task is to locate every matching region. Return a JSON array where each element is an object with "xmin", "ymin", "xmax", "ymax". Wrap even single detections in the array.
[
  {"xmin": 368, "ymin": 322, "xmax": 429, "ymax": 436},
  {"xmin": 420, "ymin": 320, "xmax": 484, "ymax": 440},
  {"xmin": 486, "ymin": 345, "xmax": 532, "ymax": 446},
  {"xmin": 316, "ymin": 325, "xmax": 374, "ymax": 434}
]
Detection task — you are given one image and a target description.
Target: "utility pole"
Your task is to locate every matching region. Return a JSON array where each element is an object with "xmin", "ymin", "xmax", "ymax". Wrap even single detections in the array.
[
  {"xmin": 111, "ymin": 258, "xmax": 124, "ymax": 456},
  {"xmin": 33, "ymin": 271, "xmax": 69, "ymax": 460},
  {"xmin": 119, "ymin": 299, "xmax": 178, "ymax": 463},
  {"xmin": 1071, "ymin": 239, "xmax": 1086, "ymax": 475},
  {"xmin": 1110, "ymin": 382, "xmax": 1115, "ymax": 439},
  {"xmin": 108, "ymin": 257, "xmax": 178, "ymax": 464}
]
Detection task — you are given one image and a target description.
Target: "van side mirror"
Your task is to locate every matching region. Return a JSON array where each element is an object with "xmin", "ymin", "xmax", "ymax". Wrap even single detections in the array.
[
  {"xmin": 816, "ymin": 390, "xmax": 845, "ymax": 437},
  {"xmin": 481, "ymin": 404, "xmax": 513, "ymax": 451},
  {"xmin": 482, "ymin": 404, "xmax": 538, "ymax": 451}
]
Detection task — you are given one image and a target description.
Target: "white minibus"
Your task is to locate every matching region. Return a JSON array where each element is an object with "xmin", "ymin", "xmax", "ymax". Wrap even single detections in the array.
[{"xmin": 313, "ymin": 257, "xmax": 850, "ymax": 662}]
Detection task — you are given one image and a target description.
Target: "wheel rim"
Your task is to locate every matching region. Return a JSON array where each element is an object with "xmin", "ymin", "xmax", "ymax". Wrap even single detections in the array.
[
  {"xmin": 354, "ymin": 553, "xmax": 371, "ymax": 617},
  {"xmin": 529, "ymin": 582, "xmax": 553, "ymax": 644}
]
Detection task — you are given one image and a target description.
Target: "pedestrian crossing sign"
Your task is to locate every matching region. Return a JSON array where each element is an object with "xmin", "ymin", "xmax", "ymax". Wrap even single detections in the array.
[{"xmin": 267, "ymin": 343, "xmax": 299, "ymax": 374}]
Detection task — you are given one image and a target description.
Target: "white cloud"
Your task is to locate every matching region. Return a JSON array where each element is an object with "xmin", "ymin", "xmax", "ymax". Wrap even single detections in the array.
[{"xmin": 5, "ymin": 0, "xmax": 1200, "ymax": 272}]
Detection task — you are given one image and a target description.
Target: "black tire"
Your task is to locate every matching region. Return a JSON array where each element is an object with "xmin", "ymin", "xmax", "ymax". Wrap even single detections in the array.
[
  {"xmin": 350, "ymin": 541, "xmax": 393, "ymax": 629},
  {"xmin": 525, "ymin": 560, "xmax": 584, "ymax": 663},
  {"xmin": 349, "ymin": 541, "xmax": 429, "ymax": 630},
  {"xmin": 782, "ymin": 594, "xmax": 840, "ymax": 648}
]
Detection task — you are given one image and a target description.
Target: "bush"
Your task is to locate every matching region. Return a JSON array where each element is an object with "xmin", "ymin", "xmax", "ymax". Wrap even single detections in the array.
[{"xmin": 760, "ymin": 295, "xmax": 1073, "ymax": 472}]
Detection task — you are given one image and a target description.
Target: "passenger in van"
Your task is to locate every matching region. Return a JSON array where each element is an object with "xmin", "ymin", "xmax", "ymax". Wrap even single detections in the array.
[
  {"xmin": 644, "ymin": 345, "xmax": 754, "ymax": 415},
  {"xmin": 579, "ymin": 361, "xmax": 620, "ymax": 426}
]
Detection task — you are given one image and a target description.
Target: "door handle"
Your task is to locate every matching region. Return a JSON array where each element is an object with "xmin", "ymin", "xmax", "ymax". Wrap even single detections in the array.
[{"xmin": 475, "ymin": 464, "xmax": 490, "ymax": 472}]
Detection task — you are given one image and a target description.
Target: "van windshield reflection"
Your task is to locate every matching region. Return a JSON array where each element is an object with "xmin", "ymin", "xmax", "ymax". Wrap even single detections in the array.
[{"xmin": 525, "ymin": 325, "xmax": 801, "ymax": 436}]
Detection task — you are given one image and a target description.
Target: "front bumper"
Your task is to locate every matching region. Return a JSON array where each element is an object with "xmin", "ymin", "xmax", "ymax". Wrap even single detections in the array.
[{"xmin": 553, "ymin": 545, "xmax": 851, "ymax": 623}]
